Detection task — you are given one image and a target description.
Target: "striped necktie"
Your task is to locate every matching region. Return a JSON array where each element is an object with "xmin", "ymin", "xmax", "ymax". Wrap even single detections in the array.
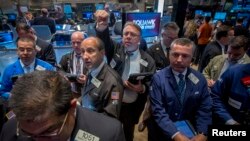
[
  {"xmin": 122, "ymin": 52, "xmax": 133, "ymax": 80},
  {"xmin": 76, "ymin": 55, "xmax": 81, "ymax": 75},
  {"xmin": 178, "ymin": 74, "xmax": 185, "ymax": 103}
]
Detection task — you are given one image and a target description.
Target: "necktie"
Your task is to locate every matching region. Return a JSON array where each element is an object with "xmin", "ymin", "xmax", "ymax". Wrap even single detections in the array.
[
  {"xmin": 166, "ymin": 47, "xmax": 170, "ymax": 58},
  {"xmin": 178, "ymin": 74, "xmax": 185, "ymax": 104},
  {"xmin": 122, "ymin": 52, "xmax": 132, "ymax": 80},
  {"xmin": 76, "ymin": 55, "xmax": 81, "ymax": 75},
  {"xmin": 87, "ymin": 73, "xmax": 92, "ymax": 86}
]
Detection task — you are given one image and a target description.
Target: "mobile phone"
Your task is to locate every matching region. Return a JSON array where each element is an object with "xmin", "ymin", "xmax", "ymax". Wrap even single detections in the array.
[{"xmin": 66, "ymin": 74, "xmax": 78, "ymax": 82}]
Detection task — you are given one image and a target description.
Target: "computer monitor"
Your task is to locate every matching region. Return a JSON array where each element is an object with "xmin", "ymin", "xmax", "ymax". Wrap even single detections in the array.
[
  {"xmin": 5, "ymin": 13, "xmax": 17, "ymax": 21},
  {"xmin": 203, "ymin": 12, "xmax": 211, "ymax": 17},
  {"xmin": 195, "ymin": 10, "xmax": 203, "ymax": 16},
  {"xmin": 237, "ymin": 13, "xmax": 250, "ymax": 27},
  {"xmin": 82, "ymin": 12, "xmax": 93, "ymax": 20},
  {"xmin": 56, "ymin": 24, "xmax": 63, "ymax": 31},
  {"xmin": 0, "ymin": 32, "xmax": 13, "ymax": 45},
  {"xmin": 62, "ymin": 24, "xmax": 71, "ymax": 31},
  {"xmin": 213, "ymin": 12, "xmax": 227, "ymax": 23},
  {"xmin": 125, "ymin": 12, "xmax": 161, "ymax": 37},
  {"xmin": 95, "ymin": 3, "xmax": 104, "ymax": 10},
  {"xmin": 113, "ymin": 11, "xmax": 121, "ymax": 19},
  {"xmin": 64, "ymin": 4, "xmax": 72, "ymax": 13}
]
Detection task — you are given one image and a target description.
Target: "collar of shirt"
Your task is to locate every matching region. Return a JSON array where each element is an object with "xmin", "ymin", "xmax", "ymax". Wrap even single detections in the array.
[
  {"xmin": 74, "ymin": 52, "xmax": 81, "ymax": 58},
  {"xmin": 172, "ymin": 68, "xmax": 187, "ymax": 82},
  {"xmin": 126, "ymin": 48, "xmax": 140, "ymax": 60},
  {"xmin": 216, "ymin": 40, "xmax": 226, "ymax": 54},
  {"xmin": 237, "ymin": 53, "xmax": 247, "ymax": 64},
  {"xmin": 161, "ymin": 40, "xmax": 168, "ymax": 52},
  {"xmin": 20, "ymin": 59, "xmax": 35, "ymax": 70},
  {"xmin": 89, "ymin": 60, "xmax": 105, "ymax": 78},
  {"xmin": 225, "ymin": 53, "xmax": 247, "ymax": 65}
]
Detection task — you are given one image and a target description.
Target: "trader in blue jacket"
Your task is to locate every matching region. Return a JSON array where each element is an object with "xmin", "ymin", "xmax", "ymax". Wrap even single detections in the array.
[
  {"xmin": 0, "ymin": 34, "xmax": 54, "ymax": 100},
  {"xmin": 149, "ymin": 38, "xmax": 212, "ymax": 141},
  {"xmin": 211, "ymin": 63, "xmax": 250, "ymax": 125}
]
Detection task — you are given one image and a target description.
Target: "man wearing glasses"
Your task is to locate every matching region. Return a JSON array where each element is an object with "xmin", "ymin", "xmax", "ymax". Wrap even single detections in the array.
[
  {"xmin": 0, "ymin": 35, "xmax": 54, "ymax": 101},
  {"xmin": 147, "ymin": 22, "xmax": 179, "ymax": 71},
  {"xmin": 16, "ymin": 23, "xmax": 57, "ymax": 66},
  {"xmin": 94, "ymin": 10, "xmax": 156, "ymax": 141},
  {"xmin": 58, "ymin": 31, "xmax": 85, "ymax": 95},
  {"xmin": 0, "ymin": 71, "xmax": 126, "ymax": 141}
]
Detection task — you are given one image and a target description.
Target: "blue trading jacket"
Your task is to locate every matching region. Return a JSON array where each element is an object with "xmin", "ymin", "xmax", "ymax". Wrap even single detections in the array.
[{"xmin": 0, "ymin": 58, "xmax": 54, "ymax": 100}]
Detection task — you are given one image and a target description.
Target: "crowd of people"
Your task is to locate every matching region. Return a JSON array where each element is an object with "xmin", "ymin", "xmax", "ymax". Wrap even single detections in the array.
[{"xmin": 0, "ymin": 5, "xmax": 250, "ymax": 141}]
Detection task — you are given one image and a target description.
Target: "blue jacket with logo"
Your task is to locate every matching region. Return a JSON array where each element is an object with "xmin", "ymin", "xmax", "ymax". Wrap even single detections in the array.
[
  {"xmin": 149, "ymin": 66, "xmax": 212, "ymax": 138},
  {"xmin": 0, "ymin": 58, "xmax": 54, "ymax": 98}
]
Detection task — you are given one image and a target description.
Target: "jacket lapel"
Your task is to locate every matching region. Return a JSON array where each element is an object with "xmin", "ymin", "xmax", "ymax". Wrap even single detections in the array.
[
  {"xmin": 157, "ymin": 45, "xmax": 167, "ymax": 63},
  {"xmin": 183, "ymin": 68, "xmax": 194, "ymax": 103},
  {"xmin": 82, "ymin": 65, "xmax": 106, "ymax": 96}
]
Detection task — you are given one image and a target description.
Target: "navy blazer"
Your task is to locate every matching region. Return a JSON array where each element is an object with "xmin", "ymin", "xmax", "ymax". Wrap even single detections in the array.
[{"xmin": 150, "ymin": 66, "xmax": 212, "ymax": 138}]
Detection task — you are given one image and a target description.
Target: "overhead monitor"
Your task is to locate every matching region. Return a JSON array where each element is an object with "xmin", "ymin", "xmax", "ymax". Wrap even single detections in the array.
[
  {"xmin": 125, "ymin": 12, "xmax": 161, "ymax": 37},
  {"xmin": 195, "ymin": 10, "xmax": 203, "ymax": 16},
  {"xmin": 203, "ymin": 12, "xmax": 211, "ymax": 17},
  {"xmin": 237, "ymin": 13, "xmax": 250, "ymax": 27},
  {"xmin": 5, "ymin": 13, "xmax": 17, "ymax": 21},
  {"xmin": 64, "ymin": 4, "xmax": 72, "ymax": 13},
  {"xmin": 82, "ymin": 11, "xmax": 93, "ymax": 20},
  {"xmin": 213, "ymin": 12, "xmax": 227, "ymax": 23},
  {"xmin": 113, "ymin": 11, "xmax": 121, "ymax": 19},
  {"xmin": 95, "ymin": 3, "xmax": 104, "ymax": 10}
]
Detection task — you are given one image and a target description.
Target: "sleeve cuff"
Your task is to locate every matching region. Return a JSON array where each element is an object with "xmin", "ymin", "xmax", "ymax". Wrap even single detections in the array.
[
  {"xmin": 171, "ymin": 131, "xmax": 180, "ymax": 139},
  {"xmin": 225, "ymin": 119, "xmax": 237, "ymax": 125}
]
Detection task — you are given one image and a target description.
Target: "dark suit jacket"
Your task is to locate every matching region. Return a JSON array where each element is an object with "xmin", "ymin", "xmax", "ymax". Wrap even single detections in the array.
[
  {"xmin": 59, "ymin": 52, "xmax": 77, "ymax": 73},
  {"xmin": 36, "ymin": 38, "xmax": 57, "ymax": 66},
  {"xmin": 32, "ymin": 16, "xmax": 56, "ymax": 34},
  {"xmin": 147, "ymin": 42, "xmax": 170, "ymax": 70},
  {"xmin": 96, "ymin": 26, "xmax": 156, "ymax": 123},
  {"xmin": 58, "ymin": 51, "xmax": 86, "ymax": 95},
  {"xmin": 82, "ymin": 63, "xmax": 124, "ymax": 119},
  {"xmin": 149, "ymin": 67, "xmax": 212, "ymax": 140},
  {"xmin": 0, "ymin": 106, "xmax": 126, "ymax": 141},
  {"xmin": 198, "ymin": 40, "xmax": 226, "ymax": 72}
]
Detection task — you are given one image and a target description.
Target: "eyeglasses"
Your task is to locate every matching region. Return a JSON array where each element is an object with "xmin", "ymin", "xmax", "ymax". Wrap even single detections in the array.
[
  {"xmin": 16, "ymin": 112, "xmax": 68, "ymax": 138},
  {"xmin": 123, "ymin": 32, "xmax": 140, "ymax": 37},
  {"xmin": 162, "ymin": 33, "xmax": 178, "ymax": 40},
  {"xmin": 18, "ymin": 48, "xmax": 35, "ymax": 53},
  {"xmin": 71, "ymin": 41, "xmax": 82, "ymax": 46}
]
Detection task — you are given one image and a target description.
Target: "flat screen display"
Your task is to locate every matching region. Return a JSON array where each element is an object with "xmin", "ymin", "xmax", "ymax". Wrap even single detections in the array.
[
  {"xmin": 126, "ymin": 12, "xmax": 161, "ymax": 37},
  {"xmin": 82, "ymin": 12, "xmax": 93, "ymax": 20},
  {"xmin": 95, "ymin": 4, "xmax": 104, "ymax": 10},
  {"xmin": 214, "ymin": 12, "xmax": 227, "ymax": 20},
  {"xmin": 64, "ymin": 4, "xmax": 72, "ymax": 13},
  {"xmin": 237, "ymin": 13, "xmax": 250, "ymax": 27},
  {"xmin": 195, "ymin": 10, "xmax": 203, "ymax": 15},
  {"xmin": 203, "ymin": 12, "xmax": 211, "ymax": 17},
  {"xmin": 113, "ymin": 11, "xmax": 121, "ymax": 19},
  {"xmin": 0, "ymin": 32, "xmax": 13, "ymax": 45},
  {"xmin": 56, "ymin": 24, "xmax": 63, "ymax": 31},
  {"xmin": 5, "ymin": 13, "xmax": 17, "ymax": 21}
]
